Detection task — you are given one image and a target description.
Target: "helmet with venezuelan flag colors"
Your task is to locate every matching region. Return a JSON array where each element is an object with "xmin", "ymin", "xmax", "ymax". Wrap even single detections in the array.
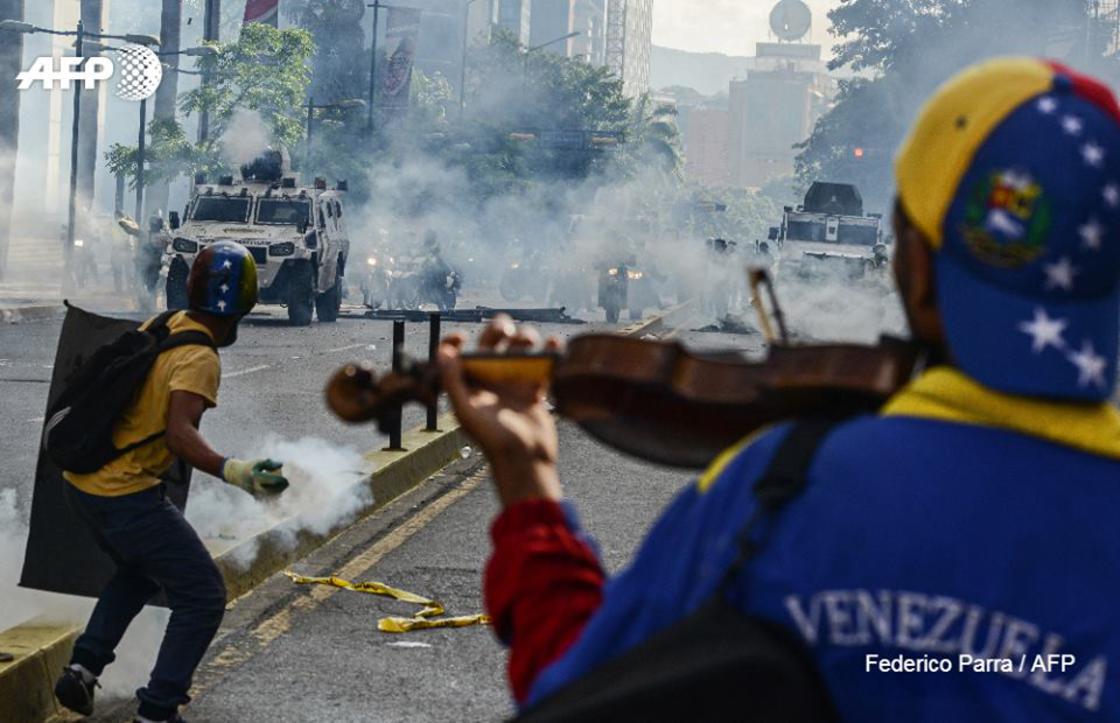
[
  {"xmin": 187, "ymin": 241, "xmax": 258, "ymax": 316},
  {"xmin": 895, "ymin": 58, "xmax": 1120, "ymax": 401}
]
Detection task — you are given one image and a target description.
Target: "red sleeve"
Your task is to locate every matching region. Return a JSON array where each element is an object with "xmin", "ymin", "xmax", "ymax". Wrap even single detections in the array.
[{"xmin": 484, "ymin": 499, "xmax": 606, "ymax": 704}]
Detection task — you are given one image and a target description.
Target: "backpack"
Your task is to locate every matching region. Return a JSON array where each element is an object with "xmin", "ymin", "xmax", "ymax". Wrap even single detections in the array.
[
  {"xmin": 43, "ymin": 310, "xmax": 216, "ymax": 475},
  {"xmin": 515, "ymin": 419, "xmax": 842, "ymax": 723}
]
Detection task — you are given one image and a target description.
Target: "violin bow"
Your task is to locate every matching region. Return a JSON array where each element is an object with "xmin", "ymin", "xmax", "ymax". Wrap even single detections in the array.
[{"xmin": 748, "ymin": 267, "xmax": 790, "ymax": 344}]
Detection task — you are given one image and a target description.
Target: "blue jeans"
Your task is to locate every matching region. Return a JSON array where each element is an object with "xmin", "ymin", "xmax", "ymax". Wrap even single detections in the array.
[{"xmin": 66, "ymin": 484, "xmax": 226, "ymax": 720}]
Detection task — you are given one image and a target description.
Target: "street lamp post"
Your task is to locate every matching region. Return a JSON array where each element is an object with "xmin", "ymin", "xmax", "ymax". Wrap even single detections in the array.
[
  {"xmin": 67, "ymin": 20, "xmax": 84, "ymax": 285},
  {"xmin": 459, "ymin": 0, "xmax": 477, "ymax": 119},
  {"xmin": 524, "ymin": 30, "xmax": 580, "ymax": 76},
  {"xmin": 0, "ymin": 19, "xmax": 159, "ymax": 286}
]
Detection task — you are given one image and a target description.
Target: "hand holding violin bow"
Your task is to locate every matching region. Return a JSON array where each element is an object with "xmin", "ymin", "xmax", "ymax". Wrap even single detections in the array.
[{"xmin": 438, "ymin": 316, "xmax": 564, "ymax": 507}]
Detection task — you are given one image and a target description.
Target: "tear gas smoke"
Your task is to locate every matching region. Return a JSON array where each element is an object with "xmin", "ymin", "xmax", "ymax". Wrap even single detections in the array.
[
  {"xmin": 221, "ymin": 110, "xmax": 276, "ymax": 170},
  {"xmin": 186, "ymin": 436, "xmax": 372, "ymax": 570},
  {"xmin": 0, "ymin": 437, "xmax": 370, "ymax": 698}
]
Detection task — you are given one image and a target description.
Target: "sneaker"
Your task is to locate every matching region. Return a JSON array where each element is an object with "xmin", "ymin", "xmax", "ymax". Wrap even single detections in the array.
[
  {"xmin": 133, "ymin": 716, "xmax": 187, "ymax": 723},
  {"xmin": 54, "ymin": 666, "xmax": 98, "ymax": 716}
]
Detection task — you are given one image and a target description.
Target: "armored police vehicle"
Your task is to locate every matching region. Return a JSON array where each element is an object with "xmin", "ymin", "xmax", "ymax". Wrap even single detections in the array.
[
  {"xmin": 165, "ymin": 151, "xmax": 350, "ymax": 325},
  {"xmin": 768, "ymin": 182, "xmax": 887, "ymax": 278}
]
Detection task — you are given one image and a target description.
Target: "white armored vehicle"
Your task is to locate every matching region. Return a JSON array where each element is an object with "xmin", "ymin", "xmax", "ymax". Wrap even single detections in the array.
[
  {"xmin": 165, "ymin": 151, "xmax": 351, "ymax": 325},
  {"xmin": 769, "ymin": 182, "xmax": 888, "ymax": 278}
]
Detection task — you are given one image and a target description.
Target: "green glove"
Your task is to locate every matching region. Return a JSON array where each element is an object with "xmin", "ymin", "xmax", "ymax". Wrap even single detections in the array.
[{"xmin": 222, "ymin": 458, "xmax": 290, "ymax": 498}]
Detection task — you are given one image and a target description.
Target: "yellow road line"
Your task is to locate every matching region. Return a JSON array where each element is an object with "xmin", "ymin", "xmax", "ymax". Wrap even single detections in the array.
[{"xmin": 189, "ymin": 467, "xmax": 488, "ymax": 699}]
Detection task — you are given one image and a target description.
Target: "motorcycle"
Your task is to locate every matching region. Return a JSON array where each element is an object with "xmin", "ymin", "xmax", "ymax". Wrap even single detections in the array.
[
  {"xmin": 360, "ymin": 252, "xmax": 393, "ymax": 309},
  {"xmin": 70, "ymin": 238, "xmax": 99, "ymax": 289},
  {"xmin": 420, "ymin": 256, "xmax": 460, "ymax": 312},
  {"xmin": 598, "ymin": 263, "xmax": 629, "ymax": 324},
  {"xmin": 626, "ymin": 268, "xmax": 661, "ymax": 322}
]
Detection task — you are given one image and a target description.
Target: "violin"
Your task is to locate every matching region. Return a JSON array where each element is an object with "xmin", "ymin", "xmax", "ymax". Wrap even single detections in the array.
[{"xmin": 324, "ymin": 270, "xmax": 923, "ymax": 469}]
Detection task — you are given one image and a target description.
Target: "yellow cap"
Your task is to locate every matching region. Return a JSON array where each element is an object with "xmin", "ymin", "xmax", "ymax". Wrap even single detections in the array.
[{"xmin": 895, "ymin": 57, "xmax": 1054, "ymax": 248}]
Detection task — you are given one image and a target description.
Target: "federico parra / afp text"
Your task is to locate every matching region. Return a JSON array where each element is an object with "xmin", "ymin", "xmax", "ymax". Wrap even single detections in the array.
[{"xmin": 865, "ymin": 652, "xmax": 1078, "ymax": 675}]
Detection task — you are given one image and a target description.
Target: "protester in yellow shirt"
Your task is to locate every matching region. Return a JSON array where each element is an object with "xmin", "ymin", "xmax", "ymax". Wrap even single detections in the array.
[{"xmin": 54, "ymin": 242, "xmax": 289, "ymax": 723}]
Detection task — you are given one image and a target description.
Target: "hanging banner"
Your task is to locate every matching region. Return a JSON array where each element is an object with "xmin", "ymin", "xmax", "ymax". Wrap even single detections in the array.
[
  {"xmin": 379, "ymin": 7, "xmax": 421, "ymax": 122},
  {"xmin": 243, "ymin": 0, "xmax": 279, "ymax": 26}
]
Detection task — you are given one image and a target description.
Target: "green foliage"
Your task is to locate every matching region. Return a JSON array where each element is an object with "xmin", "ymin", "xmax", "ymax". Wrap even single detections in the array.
[
  {"xmin": 105, "ymin": 118, "xmax": 217, "ymax": 189},
  {"xmin": 612, "ymin": 95, "xmax": 683, "ymax": 179},
  {"xmin": 108, "ymin": 25, "xmax": 316, "ymax": 192},
  {"xmin": 181, "ymin": 23, "xmax": 315, "ymax": 151},
  {"xmin": 466, "ymin": 30, "xmax": 630, "ymax": 133},
  {"xmin": 681, "ymin": 184, "xmax": 782, "ymax": 241},
  {"xmin": 411, "ymin": 70, "xmax": 455, "ymax": 131},
  {"xmin": 798, "ymin": 0, "xmax": 1110, "ymax": 209}
]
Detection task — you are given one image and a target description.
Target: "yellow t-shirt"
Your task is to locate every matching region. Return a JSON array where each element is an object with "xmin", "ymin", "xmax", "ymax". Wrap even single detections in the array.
[{"xmin": 64, "ymin": 312, "xmax": 221, "ymax": 497}]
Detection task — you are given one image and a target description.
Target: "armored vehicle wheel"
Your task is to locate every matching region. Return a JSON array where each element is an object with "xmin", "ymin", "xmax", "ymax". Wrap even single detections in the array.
[
  {"xmin": 287, "ymin": 264, "xmax": 314, "ymax": 326},
  {"xmin": 316, "ymin": 272, "xmax": 342, "ymax": 323},
  {"xmin": 166, "ymin": 259, "xmax": 189, "ymax": 310}
]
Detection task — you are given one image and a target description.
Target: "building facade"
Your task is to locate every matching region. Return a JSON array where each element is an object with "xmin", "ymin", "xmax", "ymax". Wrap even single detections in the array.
[
  {"xmin": 496, "ymin": 0, "xmax": 532, "ymax": 44},
  {"xmin": 683, "ymin": 107, "xmax": 730, "ymax": 188},
  {"xmin": 528, "ymin": 0, "xmax": 607, "ymax": 64},
  {"xmin": 727, "ymin": 41, "xmax": 833, "ymax": 188},
  {"xmin": 605, "ymin": 0, "xmax": 652, "ymax": 98},
  {"xmin": 570, "ymin": 0, "xmax": 607, "ymax": 65}
]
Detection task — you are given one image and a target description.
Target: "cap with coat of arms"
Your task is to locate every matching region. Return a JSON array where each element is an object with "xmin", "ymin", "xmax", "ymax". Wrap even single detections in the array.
[{"xmin": 896, "ymin": 57, "xmax": 1120, "ymax": 401}]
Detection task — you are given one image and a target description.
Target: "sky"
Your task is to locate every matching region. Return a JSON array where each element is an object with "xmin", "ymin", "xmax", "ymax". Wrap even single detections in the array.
[{"xmin": 652, "ymin": 0, "xmax": 842, "ymax": 58}]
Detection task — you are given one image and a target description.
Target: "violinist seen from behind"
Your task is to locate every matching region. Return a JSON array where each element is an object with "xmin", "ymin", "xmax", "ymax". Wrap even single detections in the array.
[{"xmin": 438, "ymin": 58, "xmax": 1120, "ymax": 720}]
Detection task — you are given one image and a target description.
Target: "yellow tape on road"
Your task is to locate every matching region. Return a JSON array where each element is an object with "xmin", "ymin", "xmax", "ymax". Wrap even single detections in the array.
[{"xmin": 283, "ymin": 571, "xmax": 491, "ymax": 633}]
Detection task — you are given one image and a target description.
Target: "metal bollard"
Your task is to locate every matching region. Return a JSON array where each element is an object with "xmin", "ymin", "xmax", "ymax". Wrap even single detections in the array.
[
  {"xmin": 426, "ymin": 312, "xmax": 441, "ymax": 431},
  {"xmin": 385, "ymin": 320, "xmax": 405, "ymax": 451}
]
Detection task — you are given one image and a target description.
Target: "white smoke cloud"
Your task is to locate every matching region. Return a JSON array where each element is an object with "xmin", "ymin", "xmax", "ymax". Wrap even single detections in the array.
[{"xmin": 185, "ymin": 436, "xmax": 372, "ymax": 570}]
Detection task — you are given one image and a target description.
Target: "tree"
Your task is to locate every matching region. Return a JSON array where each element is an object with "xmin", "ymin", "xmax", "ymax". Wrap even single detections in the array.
[
  {"xmin": 0, "ymin": 0, "xmax": 23, "ymax": 280},
  {"xmin": 797, "ymin": 0, "xmax": 1101, "ymax": 209},
  {"xmin": 107, "ymin": 25, "xmax": 314, "ymax": 192},
  {"xmin": 283, "ymin": 0, "xmax": 367, "ymax": 102},
  {"xmin": 181, "ymin": 23, "xmax": 314, "ymax": 152}
]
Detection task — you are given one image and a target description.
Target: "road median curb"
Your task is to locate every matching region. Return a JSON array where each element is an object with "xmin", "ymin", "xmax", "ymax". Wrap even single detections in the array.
[
  {"xmin": 0, "ymin": 414, "xmax": 468, "ymax": 721},
  {"xmin": 214, "ymin": 415, "xmax": 468, "ymax": 599}
]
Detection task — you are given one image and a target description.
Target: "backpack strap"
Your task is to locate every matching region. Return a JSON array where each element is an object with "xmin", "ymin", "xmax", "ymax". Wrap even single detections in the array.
[
  {"xmin": 159, "ymin": 330, "xmax": 217, "ymax": 352},
  {"xmin": 114, "ymin": 330, "xmax": 217, "ymax": 458},
  {"xmin": 145, "ymin": 310, "xmax": 180, "ymax": 340},
  {"xmin": 720, "ymin": 418, "xmax": 843, "ymax": 589}
]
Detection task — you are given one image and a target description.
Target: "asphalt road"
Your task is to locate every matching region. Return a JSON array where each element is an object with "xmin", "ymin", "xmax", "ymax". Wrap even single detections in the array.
[{"xmin": 0, "ymin": 289, "xmax": 761, "ymax": 722}]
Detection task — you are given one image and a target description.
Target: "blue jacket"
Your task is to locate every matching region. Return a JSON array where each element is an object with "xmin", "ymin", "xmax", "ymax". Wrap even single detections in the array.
[{"xmin": 529, "ymin": 369, "xmax": 1120, "ymax": 720}]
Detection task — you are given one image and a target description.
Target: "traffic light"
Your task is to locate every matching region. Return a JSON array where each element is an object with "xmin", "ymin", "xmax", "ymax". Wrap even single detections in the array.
[{"xmin": 853, "ymin": 147, "xmax": 865, "ymax": 159}]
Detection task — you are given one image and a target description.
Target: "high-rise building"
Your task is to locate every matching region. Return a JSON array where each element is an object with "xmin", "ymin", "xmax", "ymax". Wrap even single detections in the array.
[
  {"xmin": 530, "ymin": 0, "xmax": 574, "ymax": 53},
  {"xmin": 403, "ymin": 0, "xmax": 465, "ymax": 82},
  {"xmin": 605, "ymin": 0, "xmax": 652, "ymax": 97},
  {"xmin": 727, "ymin": 41, "xmax": 833, "ymax": 188},
  {"xmin": 571, "ymin": 0, "xmax": 607, "ymax": 65},
  {"xmin": 683, "ymin": 107, "xmax": 730, "ymax": 188},
  {"xmin": 528, "ymin": 0, "xmax": 608, "ymax": 63},
  {"xmin": 495, "ymin": 0, "xmax": 532, "ymax": 44}
]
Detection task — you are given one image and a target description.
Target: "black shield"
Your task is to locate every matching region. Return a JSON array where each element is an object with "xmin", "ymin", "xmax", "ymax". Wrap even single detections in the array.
[{"xmin": 19, "ymin": 304, "xmax": 192, "ymax": 604}]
